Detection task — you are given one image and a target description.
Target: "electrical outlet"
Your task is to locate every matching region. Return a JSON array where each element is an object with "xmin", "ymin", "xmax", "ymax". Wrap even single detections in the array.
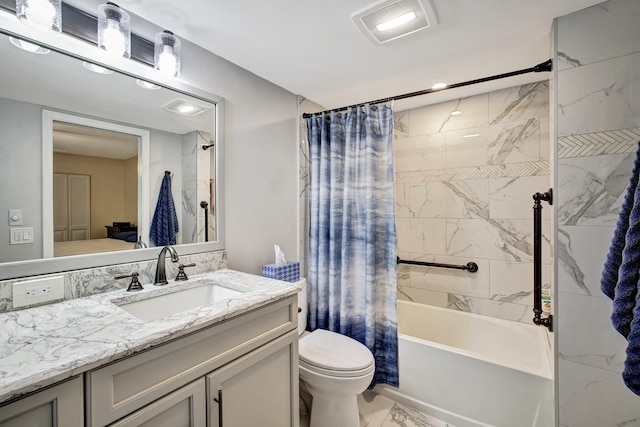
[
  {"xmin": 13, "ymin": 276, "xmax": 64, "ymax": 308},
  {"xmin": 26, "ymin": 285, "xmax": 54, "ymax": 298}
]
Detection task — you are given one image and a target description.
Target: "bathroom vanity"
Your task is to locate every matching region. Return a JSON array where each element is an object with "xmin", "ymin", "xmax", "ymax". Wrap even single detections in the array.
[{"xmin": 0, "ymin": 270, "xmax": 301, "ymax": 427}]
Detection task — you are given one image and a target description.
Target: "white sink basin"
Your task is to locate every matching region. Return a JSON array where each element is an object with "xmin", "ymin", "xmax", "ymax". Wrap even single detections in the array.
[{"xmin": 116, "ymin": 283, "xmax": 244, "ymax": 322}]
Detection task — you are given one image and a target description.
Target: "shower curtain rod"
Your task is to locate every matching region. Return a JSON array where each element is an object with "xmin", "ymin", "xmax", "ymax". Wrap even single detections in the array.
[{"xmin": 302, "ymin": 59, "xmax": 553, "ymax": 118}]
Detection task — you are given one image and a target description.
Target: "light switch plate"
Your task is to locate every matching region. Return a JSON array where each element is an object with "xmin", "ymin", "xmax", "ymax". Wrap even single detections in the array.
[{"xmin": 10, "ymin": 227, "xmax": 34, "ymax": 245}]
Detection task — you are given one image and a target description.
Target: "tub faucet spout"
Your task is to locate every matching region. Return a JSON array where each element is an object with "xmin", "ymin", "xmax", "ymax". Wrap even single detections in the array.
[{"xmin": 154, "ymin": 246, "xmax": 179, "ymax": 285}]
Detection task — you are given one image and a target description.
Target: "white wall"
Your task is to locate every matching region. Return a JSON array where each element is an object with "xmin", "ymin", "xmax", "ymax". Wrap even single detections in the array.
[
  {"xmin": 0, "ymin": 97, "xmax": 43, "ymax": 262},
  {"xmin": 298, "ymin": 97, "xmax": 325, "ymax": 276},
  {"xmin": 554, "ymin": 0, "xmax": 640, "ymax": 425}
]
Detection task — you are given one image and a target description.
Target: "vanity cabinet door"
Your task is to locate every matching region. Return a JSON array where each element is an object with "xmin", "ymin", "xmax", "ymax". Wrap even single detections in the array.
[
  {"xmin": 0, "ymin": 377, "xmax": 83, "ymax": 427},
  {"xmin": 207, "ymin": 329, "xmax": 299, "ymax": 427},
  {"xmin": 109, "ymin": 379, "xmax": 206, "ymax": 427}
]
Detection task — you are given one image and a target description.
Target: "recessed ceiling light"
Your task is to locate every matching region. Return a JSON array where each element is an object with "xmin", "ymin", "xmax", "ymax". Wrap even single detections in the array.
[
  {"xmin": 450, "ymin": 110, "xmax": 462, "ymax": 116},
  {"xmin": 136, "ymin": 79, "xmax": 161, "ymax": 90},
  {"xmin": 352, "ymin": 0, "xmax": 438, "ymax": 45},
  {"xmin": 163, "ymin": 99, "xmax": 208, "ymax": 116},
  {"xmin": 82, "ymin": 61, "xmax": 113, "ymax": 75},
  {"xmin": 431, "ymin": 82, "xmax": 447, "ymax": 90},
  {"xmin": 9, "ymin": 37, "xmax": 49, "ymax": 54},
  {"xmin": 463, "ymin": 133, "xmax": 481, "ymax": 138},
  {"xmin": 376, "ymin": 11, "xmax": 416, "ymax": 32}
]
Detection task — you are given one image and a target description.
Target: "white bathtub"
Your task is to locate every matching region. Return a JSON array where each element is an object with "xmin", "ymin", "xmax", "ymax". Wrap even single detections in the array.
[{"xmin": 375, "ymin": 301, "xmax": 553, "ymax": 427}]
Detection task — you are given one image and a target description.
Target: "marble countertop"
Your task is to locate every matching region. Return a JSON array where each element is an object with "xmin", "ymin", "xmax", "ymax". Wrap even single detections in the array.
[{"xmin": 0, "ymin": 269, "xmax": 302, "ymax": 404}]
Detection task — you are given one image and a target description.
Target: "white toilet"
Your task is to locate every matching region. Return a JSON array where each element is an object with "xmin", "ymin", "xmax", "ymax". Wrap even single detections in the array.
[{"xmin": 296, "ymin": 279, "xmax": 375, "ymax": 427}]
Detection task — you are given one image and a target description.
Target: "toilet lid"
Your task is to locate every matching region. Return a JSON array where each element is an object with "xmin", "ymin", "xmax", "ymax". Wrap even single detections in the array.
[{"xmin": 299, "ymin": 329, "xmax": 374, "ymax": 372}]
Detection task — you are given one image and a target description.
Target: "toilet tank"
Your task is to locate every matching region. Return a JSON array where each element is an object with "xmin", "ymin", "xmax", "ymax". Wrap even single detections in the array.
[{"xmin": 297, "ymin": 278, "xmax": 307, "ymax": 336}]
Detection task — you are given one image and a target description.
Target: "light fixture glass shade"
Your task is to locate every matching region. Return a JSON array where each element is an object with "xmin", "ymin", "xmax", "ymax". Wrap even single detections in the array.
[
  {"xmin": 97, "ymin": 2, "xmax": 130, "ymax": 58},
  {"xmin": 136, "ymin": 79, "xmax": 161, "ymax": 90},
  {"xmin": 154, "ymin": 30, "xmax": 181, "ymax": 77},
  {"xmin": 16, "ymin": 0, "xmax": 62, "ymax": 33},
  {"xmin": 82, "ymin": 61, "xmax": 114, "ymax": 75},
  {"xmin": 9, "ymin": 37, "xmax": 50, "ymax": 54}
]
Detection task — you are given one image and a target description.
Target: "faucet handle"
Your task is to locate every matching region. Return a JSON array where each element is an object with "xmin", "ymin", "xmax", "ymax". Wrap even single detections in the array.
[
  {"xmin": 175, "ymin": 263, "xmax": 196, "ymax": 281},
  {"xmin": 115, "ymin": 272, "xmax": 143, "ymax": 292}
]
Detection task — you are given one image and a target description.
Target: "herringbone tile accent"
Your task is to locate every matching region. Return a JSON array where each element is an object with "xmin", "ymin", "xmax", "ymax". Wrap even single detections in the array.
[
  {"xmin": 396, "ymin": 161, "xmax": 549, "ymax": 183},
  {"xmin": 558, "ymin": 128, "xmax": 640, "ymax": 158}
]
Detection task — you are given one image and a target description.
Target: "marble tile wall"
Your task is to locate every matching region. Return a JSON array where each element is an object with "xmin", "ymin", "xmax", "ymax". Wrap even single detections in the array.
[
  {"xmin": 182, "ymin": 132, "xmax": 198, "ymax": 244},
  {"xmin": 182, "ymin": 131, "xmax": 216, "ymax": 244},
  {"xmin": 555, "ymin": 0, "xmax": 640, "ymax": 425},
  {"xmin": 0, "ymin": 250, "xmax": 227, "ymax": 313},
  {"xmin": 395, "ymin": 81, "xmax": 551, "ymax": 324},
  {"xmin": 298, "ymin": 96, "xmax": 317, "ymax": 276}
]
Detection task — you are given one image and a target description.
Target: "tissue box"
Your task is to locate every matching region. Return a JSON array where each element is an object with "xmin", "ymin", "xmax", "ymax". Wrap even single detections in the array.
[{"xmin": 262, "ymin": 262, "xmax": 300, "ymax": 282}]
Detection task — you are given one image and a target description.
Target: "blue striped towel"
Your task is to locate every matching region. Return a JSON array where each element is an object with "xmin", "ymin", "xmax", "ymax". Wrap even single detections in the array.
[
  {"xmin": 150, "ymin": 171, "xmax": 179, "ymax": 246},
  {"xmin": 601, "ymin": 140, "xmax": 640, "ymax": 396}
]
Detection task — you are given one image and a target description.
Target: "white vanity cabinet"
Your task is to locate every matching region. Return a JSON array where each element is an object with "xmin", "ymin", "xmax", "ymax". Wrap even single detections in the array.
[
  {"xmin": 85, "ymin": 296, "xmax": 298, "ymax": 427},
  {"xmin": 0, "ymin": 377, "xmax": 83, "ymax": 427}
]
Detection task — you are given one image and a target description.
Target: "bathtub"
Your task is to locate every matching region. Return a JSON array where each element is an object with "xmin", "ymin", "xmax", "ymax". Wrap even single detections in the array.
[{"xmin": 375, "ymin": 301, "xmax": 553, "ymax": 427}]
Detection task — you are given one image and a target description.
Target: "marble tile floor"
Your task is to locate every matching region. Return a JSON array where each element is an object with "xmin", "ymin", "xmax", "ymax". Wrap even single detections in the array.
[{"xmin": 300, "ymin": 390, "xmax": 455, "ymax": 427}]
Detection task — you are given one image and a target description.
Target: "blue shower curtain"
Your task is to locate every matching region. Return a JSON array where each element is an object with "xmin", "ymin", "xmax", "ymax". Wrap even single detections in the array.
[{"xmin": 306, "ymin": 104, "xmax": 399, "ymax": 387}]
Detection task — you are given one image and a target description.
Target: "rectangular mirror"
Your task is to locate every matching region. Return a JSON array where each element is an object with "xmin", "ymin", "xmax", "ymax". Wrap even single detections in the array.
[{"xmin": 0, "ymin": 27, "xmax": 224, "ymax": 280}]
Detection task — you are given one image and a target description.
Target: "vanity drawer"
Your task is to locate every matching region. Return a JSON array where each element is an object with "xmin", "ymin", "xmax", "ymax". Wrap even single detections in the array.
[{"xmin": 86, "ymin": 296, "xmax": 296, "ymax": 427}]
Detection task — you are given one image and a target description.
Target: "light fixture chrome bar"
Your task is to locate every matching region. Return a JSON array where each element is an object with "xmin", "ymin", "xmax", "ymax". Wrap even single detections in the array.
[{"xmin": 0, "ymin": 0, "xmax": 154, "ymax": 66}]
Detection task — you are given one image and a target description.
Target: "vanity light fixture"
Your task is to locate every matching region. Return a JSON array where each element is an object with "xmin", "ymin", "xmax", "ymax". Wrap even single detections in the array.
[
  {"xmin": 352, "ymin": 0, "xmax": 437, "ymax": 45},
  {"xmin": 97, "ymin": 2, "xmax": 131, "ymax": 58},
  {"xmin": 136, "ymin": 79, "xmax": 161, "ymax": 90},
  {"xmin": 154, "ymin": 30, "xmax": 181, "ymax": 77},
  {"xmin": 163, "ymin": 99, "xmax": 207, "ymax": 116},
  {"xmin": 9, "ymin": 36, "xmax": 50, "ymax": 54},
  {"xmin": 82, "ymin": 61, "xmax": 113, "ymax": 75},
  {"xmin": 15, "ymin": 0, "xmax": 61, "ymax": 33}
]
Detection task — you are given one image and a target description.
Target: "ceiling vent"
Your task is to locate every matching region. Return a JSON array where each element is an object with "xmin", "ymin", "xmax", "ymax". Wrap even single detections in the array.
[
  {"xmin": 163, "ymin": 99, "xmax": 208, "ymax": 116},
  {"xmin": 352, "ymin": 0, "xmax": 437, "ymax": 45}
]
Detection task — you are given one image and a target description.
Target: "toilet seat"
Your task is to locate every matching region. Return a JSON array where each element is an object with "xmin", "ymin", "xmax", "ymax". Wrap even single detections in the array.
[{"xmin": 299, "ymin": 329, "xmax": 374, "ymax": 378}]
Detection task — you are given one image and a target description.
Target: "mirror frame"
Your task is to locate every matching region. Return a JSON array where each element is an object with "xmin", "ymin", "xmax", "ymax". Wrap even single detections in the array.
[{"xmin": 0, "ymin": 14, "xmax": 225, "ymax": 281}]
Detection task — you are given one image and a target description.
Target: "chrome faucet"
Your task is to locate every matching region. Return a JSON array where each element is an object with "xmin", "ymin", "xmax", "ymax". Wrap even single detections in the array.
[{"xmin": 154, "ymin": 246, "xmax": 179, "ymax": 285}]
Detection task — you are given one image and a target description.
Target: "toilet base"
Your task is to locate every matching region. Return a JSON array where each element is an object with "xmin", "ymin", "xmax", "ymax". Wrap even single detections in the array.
[{"xmin": 309, "ymin": 392, "xmax": 360, "ymax": 427}]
